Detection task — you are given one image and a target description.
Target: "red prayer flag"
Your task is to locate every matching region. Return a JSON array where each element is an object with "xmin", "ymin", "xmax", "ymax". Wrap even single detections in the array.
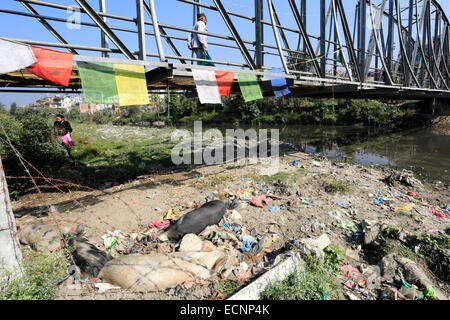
[
  {"xmin": 215, "ymin": 71, "xmax": 234, "ymax": 97},
  {"xmin": 27, "ymin": 45, "xmax": 73, "ymax": 86}
]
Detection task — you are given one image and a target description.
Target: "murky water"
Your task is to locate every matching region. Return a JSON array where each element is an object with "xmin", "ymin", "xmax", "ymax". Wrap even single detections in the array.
[
  {"xmin": 276, "ymin": 125, "xmax": 450, "ymax": 184},
  {"xmin": 193, "ymin": 123, "xmax": 449, "ymax": 184}
]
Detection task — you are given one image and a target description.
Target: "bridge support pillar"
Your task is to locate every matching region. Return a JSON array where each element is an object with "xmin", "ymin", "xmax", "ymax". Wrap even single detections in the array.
[
  {"xmin": 255, "ymin": 0, "xmax": 264, "ymax": 69},
  {"xmin": 430, "ymin": 99, "xmax": 450, "ymax": 116}
]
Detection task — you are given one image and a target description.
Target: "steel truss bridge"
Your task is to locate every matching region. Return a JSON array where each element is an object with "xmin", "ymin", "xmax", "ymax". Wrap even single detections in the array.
[{"xmin": 1, "ymin": 0, "xmax": 450, "ymax": 100}]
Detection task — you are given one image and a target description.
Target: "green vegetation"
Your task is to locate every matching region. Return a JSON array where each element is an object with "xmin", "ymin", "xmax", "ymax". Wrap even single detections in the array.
[
  {"xmin": 409, "ymin": 233, "xmax": 450, "ymax": 250},
  {"xmin": 218, "ymin": 280, "xmax": 239, "ymax": 297},
  {"xmin": 323, "ymin": 247, "xmax": 345, "ymax": 275},
  {"xmin": 374, "ymin": 227, "xmax": 449, "ymax": 283},
  {"xmin": 258, "ymin": 168, "xmax": 308, "ymax": 185},
  {"xmin": 0, "ymin": 250, "xmax": 69, "ymax": 300},
  {"xmin": 260, "ymin": 255, "xmax": 341, "ymax": 300},
  {"xmin": 323, "ymin": 179, "xmax": 352, "ymax": 194},
  {"xmin": 258, "ymin": 172, "xmax": 292, "ymax": 185},
  {"xmin": 383, "ymin": 241, "xmax": 417, "ymax": 261},
  {"xmin": 16, "ymin": 95, "xmax": 427, "ymax": 128},
  {"xmin": 378, "ymin": 225, "xmax": 401, "ymax": 241},
  {"xmin": 0, "ymin": 112, "xmax": 67, "ymax": 198},
  {"xmin": 9, "ymin": 102, "xmax": 17, "ymax": 116},
  {"xmin": 0, "ymin": 94, "xmax": 433, "ymax": 199},
  {"xmin": 0, "ymin": 109, "xmax": 178, "ymax": 197},
  {"xmin": 407, "ymin": 234, "xmax": 449, "ymax": 283}
]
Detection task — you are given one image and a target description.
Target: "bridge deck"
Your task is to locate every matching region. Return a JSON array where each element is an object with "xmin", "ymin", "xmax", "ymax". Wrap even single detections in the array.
[
  {"xmin": 1, "ymin": 0, "xmax": 450, "ymax": 100},
  {"xmin": 2, "ymin": 61, "xmax": 449, "ymax": 100}
]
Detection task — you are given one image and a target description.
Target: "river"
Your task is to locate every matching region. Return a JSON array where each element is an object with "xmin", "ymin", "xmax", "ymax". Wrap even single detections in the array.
[{"xmin": 274, "ymin": 125, "xmax": 450, "ymax": 184}]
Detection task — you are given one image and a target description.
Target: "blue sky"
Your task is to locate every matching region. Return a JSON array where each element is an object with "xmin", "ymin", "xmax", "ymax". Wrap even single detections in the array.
[{"xmin": 1, "ymin": 0, "xmax": 450, "ymax": 107}]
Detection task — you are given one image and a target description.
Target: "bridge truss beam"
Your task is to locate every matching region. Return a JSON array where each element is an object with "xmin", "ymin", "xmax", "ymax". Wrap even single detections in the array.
[{"xmin": 0, "ymin": 0, "xmax": 449, "ymax": 99}]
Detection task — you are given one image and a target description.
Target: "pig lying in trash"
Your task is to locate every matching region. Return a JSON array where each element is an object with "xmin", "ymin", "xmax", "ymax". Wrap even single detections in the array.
[
  {"xmin": 99, "ymin": 250, "xmax": 229, "ymax": 292},
  {"xmin": 159, "ymin": 200, "xmax": 226, "ymax": 242},
  {"xmin": 19, "ymin": 222, "xmax": 112, "ymax": 278},
  {"xmin": 67, "ymin": 224, "xmax": 113, "ymax": 278}
]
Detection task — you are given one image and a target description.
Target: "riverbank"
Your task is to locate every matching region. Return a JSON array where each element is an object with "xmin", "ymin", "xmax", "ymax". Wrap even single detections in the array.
[{"xmin": 10, "ymin": 150, "xmax": 450, "ymax": 300}]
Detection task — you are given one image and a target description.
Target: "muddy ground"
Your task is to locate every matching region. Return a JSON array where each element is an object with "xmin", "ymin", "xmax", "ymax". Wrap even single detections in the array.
[{"xmin": 12, "ymin": 151, "xmax": 450, "ymax": 300}]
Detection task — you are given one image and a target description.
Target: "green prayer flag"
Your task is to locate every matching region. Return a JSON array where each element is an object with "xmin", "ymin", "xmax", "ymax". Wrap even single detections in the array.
[
  {"xmin": 237, "ymin": 72, "xmax": 263, "ymax": 102},
  {"xmin": 77, "ymin": 62, "xmax": 119, "ymax": 104}
]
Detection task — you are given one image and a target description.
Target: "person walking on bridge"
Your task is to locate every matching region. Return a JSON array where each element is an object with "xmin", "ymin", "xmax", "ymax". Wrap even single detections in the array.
[{"xmin": 188, "ymin": 13, "xmax": 208, "ymax": 64}]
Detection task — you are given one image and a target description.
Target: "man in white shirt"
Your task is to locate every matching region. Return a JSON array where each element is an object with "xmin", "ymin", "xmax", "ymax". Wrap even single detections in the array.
[{"xmin": 188, "ymin": 13, "xmax": 208, "ymax": 64}]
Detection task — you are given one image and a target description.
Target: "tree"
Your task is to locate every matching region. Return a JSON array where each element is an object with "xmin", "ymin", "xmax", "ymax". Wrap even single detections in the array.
[
  {"xmin": 10, "ymin": 102, "xmax": 17, "ymax": 116},
  {"xmin": 0, "ymin": 102, "xmax": 6, "ymax": 115}
]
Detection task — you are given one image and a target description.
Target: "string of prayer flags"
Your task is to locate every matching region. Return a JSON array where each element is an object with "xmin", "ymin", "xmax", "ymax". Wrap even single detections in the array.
[
  {"xmin": 77, "ymin": 62, "xmax": 119, "ymax": 105},
  {"xmin": 114, "ymin": 64, "xmax": 150, "ymax": 106},
  {"xmin": 0, "ymin": 39, "xmax": 37, "ymax": 75},
  {"xmin": 27, "ymin": 45, "xmax": 73, "ymax": 86},
  {"xmin": 215, "ymin": 71, "xmax": 234, "ymax": 97},
  {"xmin": 237, "ymin": 72, "xmax": 263, "ymax": 102},
  {"xmin": 192, "ymin": 69, "xmax": 222, "ymax": 104},
  {"xmin": 269, "ymin": 68, "xmax": 291, "ymax": 98}
]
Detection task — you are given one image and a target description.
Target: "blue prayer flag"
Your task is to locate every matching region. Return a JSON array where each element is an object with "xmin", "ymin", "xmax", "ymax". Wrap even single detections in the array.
[{"xmin": 270, "ymin": 68, "xmax": 291, "ymax": 98}]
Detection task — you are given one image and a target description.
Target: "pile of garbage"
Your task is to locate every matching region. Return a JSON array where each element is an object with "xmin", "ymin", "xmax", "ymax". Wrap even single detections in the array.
[
  {"xmin": 14, "ymin": 163, "xmax": 449, "ymax": 300},
  {"xmin": 16, "ymin": 190, "xmax": 293, "ymax": 295}
]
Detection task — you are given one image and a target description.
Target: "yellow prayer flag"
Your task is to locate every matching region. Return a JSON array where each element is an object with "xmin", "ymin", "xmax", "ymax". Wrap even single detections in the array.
[{"xmin": 114, "ymin": 64, "xmax": 150, "ymax": 106}]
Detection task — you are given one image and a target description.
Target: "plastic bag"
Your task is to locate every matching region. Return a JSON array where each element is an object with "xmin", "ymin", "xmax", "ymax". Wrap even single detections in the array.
[
  {"xmin": 199, "ymin": 50, "xmax": 215, "ymax": 66},
  {"xmin": 62, "ymin": 133, "xmax": 75, "ymax": 146}
]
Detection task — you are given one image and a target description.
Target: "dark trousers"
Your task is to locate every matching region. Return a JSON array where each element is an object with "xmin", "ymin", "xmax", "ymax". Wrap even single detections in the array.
[
  {"xmin": 58, "ymin": 136, "xmax": 72, "ymax": 158},
  {"xmin": 193, "ymin": 48, "xmax": 204, "ymax": 64}
]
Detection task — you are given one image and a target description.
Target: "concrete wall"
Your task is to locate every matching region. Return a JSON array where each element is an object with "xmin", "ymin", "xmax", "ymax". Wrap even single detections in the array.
[{"xmin": 0, "ymin": 157, "xmax": 23, "ymax": 277}]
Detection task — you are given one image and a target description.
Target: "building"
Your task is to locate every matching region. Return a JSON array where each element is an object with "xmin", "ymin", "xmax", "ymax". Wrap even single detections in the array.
[
  {"xmin": 36, "ymin": 94, "xmax": 72, "ymax": 111},
  {"xmin": 74, "ymin": 103, "xmax": 117, "ymax": 114},
  {"xmin": 32, "ymin": 94, "xmax": 117, "ymax": 113},
  {"xmin": 77, "ymin": 103, "xmax": 97, "ymax": 114}
]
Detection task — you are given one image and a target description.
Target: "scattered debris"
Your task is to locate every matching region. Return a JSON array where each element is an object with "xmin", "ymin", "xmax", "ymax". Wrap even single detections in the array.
[
  {"xmin": 14, "ymin": 151, "xmax": 450, "ymax": 301},
  {"xmin": 250, "ymin": 195, "xmax": 272, "ymax": 208},
  {"xmin": 147, "ymin": 220, "xmax": 170, "ymax": 229},
  {"xmin": 296, "ymin": 234, "xmax": 331, "ymax": 260}
]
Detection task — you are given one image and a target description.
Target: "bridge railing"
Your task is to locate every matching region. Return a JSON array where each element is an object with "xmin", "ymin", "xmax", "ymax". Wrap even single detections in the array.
[{"xmin": 0, "ymin": 0, "xmax": 449, "ymax": 94}]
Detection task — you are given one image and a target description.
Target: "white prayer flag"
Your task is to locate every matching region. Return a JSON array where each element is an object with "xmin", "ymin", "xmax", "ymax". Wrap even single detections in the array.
[
  {"xmin": 0, "ymin": 39, "xmax": 37, "ymax": 75},
  {"xmin": 192, "ymin": 69, "xmax": 222, "ymax": 104}
]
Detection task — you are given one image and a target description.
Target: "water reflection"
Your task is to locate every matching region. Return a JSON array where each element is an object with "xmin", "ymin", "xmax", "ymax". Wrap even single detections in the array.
[
  {"xmin": 353, "ymin": 149, "xmax": 393, "ymax": 166},
  {"xmin": 201, "ymin": 124, "xmax": 449, "ymax": 183},
  {"xmin": 279, "ymin": 125, "xmax": 449, "ymax": 183}
]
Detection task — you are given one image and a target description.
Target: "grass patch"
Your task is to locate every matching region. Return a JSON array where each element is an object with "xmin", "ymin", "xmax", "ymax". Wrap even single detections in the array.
[
  {"xmin": 409, "ymin": 233, "xmax": 450, "ymax": 249},
  {"xmin": 258, "ymin": 172, "xmax": 292, "ymax": 185},
  {"xmin": 0, "ymin": 250, "xmax": 69, "ymax": 300},
  {"xmin": 260, "ymin": 255, "xmax": 341, "ymax": 300},
  {"xmin": 378, "ymin": 225, "xmax": 400, "ymax": 241},
  {"xmin": 194, "ymin": 174, "xmax": 233, "ymax": 190},
  {"xmin": 55, "ymin": 123, "xmax": 178, "ymax": 187},
  {"xmin": 258, "ymin": 168, "xmax": 307, "ymax": 185},
  {"xmin": 382, "ymin": 240, "xmax": 417, "ymax": 260},
  {"xmin": 218, "ymin": 280, "xmax": 239, "ymax": 297},
  {"xmin": 323, "ymin": 180, "xmax": 352, "ymax": 194},
  {"xmin": 396, "ymin": 211, "xmax": 415, "ymax": 219}
]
